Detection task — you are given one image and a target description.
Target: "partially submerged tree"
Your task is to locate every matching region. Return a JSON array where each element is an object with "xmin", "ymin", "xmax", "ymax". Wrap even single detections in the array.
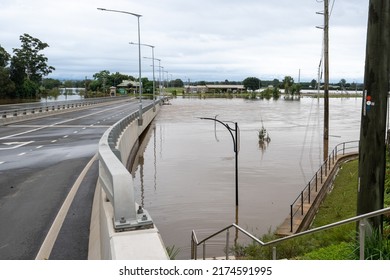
[{"xmin": 243, "ymin": 77, "xmax": 261, "ymax": 91}]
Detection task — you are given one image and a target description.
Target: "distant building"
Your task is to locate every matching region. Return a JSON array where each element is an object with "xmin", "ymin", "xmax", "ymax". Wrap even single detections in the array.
[
  {"xmin": 117, "ymin": 80, "xmax": 140, "ymax": 94},
  {"xmin": 205, "ymin": 84, "xmax": 245, "ymax": 93},
  {"xmin": 185, "ymin": 84, "xmax": 245, "ymax": 94},
  {"xmin": 186, "ymin": 85, "xmax": 207, "ymax": 94}
]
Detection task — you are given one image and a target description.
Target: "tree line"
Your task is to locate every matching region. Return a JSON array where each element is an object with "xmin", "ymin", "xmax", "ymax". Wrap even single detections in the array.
[
  {"xmin": 0, "ymin": 34, "xmax": 55, "ymax": 100},
  {"xmin": 1, "ymin": 34, "xmax": 362, "ymax": 101}
]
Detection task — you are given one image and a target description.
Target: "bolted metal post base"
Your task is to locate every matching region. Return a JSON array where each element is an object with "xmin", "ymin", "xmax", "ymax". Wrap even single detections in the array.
[{"xmin": 114, "ymin": 206, "xmax": 153, "ymax": 232}]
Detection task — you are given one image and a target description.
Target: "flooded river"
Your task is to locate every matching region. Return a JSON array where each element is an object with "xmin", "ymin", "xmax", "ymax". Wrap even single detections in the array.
[{"xmin": 131, "ymin": 96, "xmax": 362, "ymax": 259}]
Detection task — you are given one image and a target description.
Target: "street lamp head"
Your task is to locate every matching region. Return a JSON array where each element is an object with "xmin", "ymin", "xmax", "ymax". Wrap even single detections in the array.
[
  {"xmin": 97, "ymin": 7, "xmax": 142, "ymax": 18},
  {"xmin": 131, "ymin": 42, "xmax": 155, "ymax": 48}
]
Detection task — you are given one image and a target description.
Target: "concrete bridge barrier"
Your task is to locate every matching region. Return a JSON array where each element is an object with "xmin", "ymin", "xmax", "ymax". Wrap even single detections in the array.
[{"xmin": 88, "ymin": 101, "xmax": 169, "ymax": 260}]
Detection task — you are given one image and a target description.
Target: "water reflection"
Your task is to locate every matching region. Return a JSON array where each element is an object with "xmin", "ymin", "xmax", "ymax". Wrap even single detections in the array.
[{"xmin": 131, "ymin": 97, "xmax": 361, "ymax": 259}]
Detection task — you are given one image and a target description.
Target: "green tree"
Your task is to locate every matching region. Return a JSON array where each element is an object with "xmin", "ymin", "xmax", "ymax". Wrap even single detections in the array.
[
  {"xmin": 42, "ymin": 78, "xmax": 61, "ymax": 90},
  {"xmin": 92, "ymin": 70, "xmax": 110, "ymax": 93},
  {"xmin": 0, "ymin": 44, "xmax": 11, "ymax": 67},
  {"xmin": 272, "ymin": 78, "xmax": 280, "ymax": 88},
  {"xmin": 310, "ymin": 79, "xmax": 317, "ymax": 88},
  {"xmin": 172, "ymin": 79, "xmax": 184, "ymax": 87},
  {"xmin": 91, "ymin": 70, "xmax": 134, "ymax": 93},
  {"xmin": 110, "ymin": 72, "xmax": 132, "ymax": 87},
  {"xmin": 0, "ymin": 45, "xmax": 15, "ymax": 98},
  {"xmin": 282, "ymin": 76, "xmax": 294, "ymax": 95},
  {"xmin": 141, "ymin": 77, "xmax": 153, "ymax": 94},
  {"xmin": 243, "ymin": 77, "xmax": 261, "ymax": 91},
  {"xmin": 12, "ymin": 34, "xmax": 55, "ymax": 82},
  {"xmin": 22, "ymin": 78, "xmax": 39, "ymax": 99},
  {"xmin": 292, "ymin": 83, "xmax": 302, "ymax": 96},
  {"xmin": 10, "ymin": 34, "xmax": 55, "ymax": 98},
  {"xmin": 339, "ymin": 78, "xmax": 347, "ymax": 90}
]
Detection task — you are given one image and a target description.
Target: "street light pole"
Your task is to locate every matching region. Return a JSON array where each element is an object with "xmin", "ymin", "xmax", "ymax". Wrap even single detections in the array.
[
  {"xmin": 131, "ymin": 42, "xmax": 156, "ymax": 111},
  {"xmin": 323, "ymin": 0, "xmax": 329, "ymax": 161},
  {"xmin": 155, "ymin": 61, "xmax": 162, "ymax": 97},
  {"xmin": 200, "ymin": 117, "xmax": 240, "ymax": 206},
  {"xmin": 97, "ymin": 7, "xmax": 143, "ymax": 125}
]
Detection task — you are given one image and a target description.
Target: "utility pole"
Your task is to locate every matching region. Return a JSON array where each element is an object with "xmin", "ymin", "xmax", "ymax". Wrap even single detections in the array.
[
  {"xmin": 323, "ymin": 0, "xmax": 329, "ymax": 161},
  {"xmin": 357, "ymin": 0, "xmax": 390, "ymax": 233}
]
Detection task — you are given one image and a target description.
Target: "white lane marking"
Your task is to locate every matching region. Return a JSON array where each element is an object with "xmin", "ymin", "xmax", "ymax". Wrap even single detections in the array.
[
  {"xmin": 36, "ymin": 146, "xmax": 43, "ymax": 149},
  {"xmin": 0, "ymin": 103, "xmax": 130, "ymax": 140},
  {"xmin": 51, "ymin": 140, "xmax": 57, "ymax": 143},
  {"xmin": 73, "ymin": 131, "xmax": 78, "ymax": 134},
  {"xmin": 35, "ymin": 154, "xmax": 98, "ymax": 260},
  {"xmin": 0, "ymin": 141, "xmax": 34, "ymax": 150},
  {"xmin": 18, "ymin": 152, "xmax": 26, "ymax": 156},
  {"xmin": 63, "ymin": 135, "xmax": 69, "ymax": 138},
  {"xmin": 0, "ymin": 161, "xmax": 5, "ymax": 165},
  {"xmin": 0, "ymin": 127, "xmax": 47, "ymax": 140}
]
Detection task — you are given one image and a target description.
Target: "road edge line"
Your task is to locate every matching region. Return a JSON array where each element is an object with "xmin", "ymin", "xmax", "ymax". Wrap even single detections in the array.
[{"xmin": 35, "ymin": 153, "xmax": 98, "ymax": 260}]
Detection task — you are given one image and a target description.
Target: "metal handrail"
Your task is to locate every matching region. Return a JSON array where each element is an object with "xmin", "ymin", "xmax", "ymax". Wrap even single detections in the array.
[
  {"xmin": 289, "ymin": 140, "xmax": 359, "ymax": 232},
  {"xmin": 191, "ymin": 206, "xmax": 390, "ymax": 260}
]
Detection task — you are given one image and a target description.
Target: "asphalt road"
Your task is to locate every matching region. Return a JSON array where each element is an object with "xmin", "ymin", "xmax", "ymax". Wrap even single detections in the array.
[{"xmin": 0, "ymin": 98, "xmax": 146, "ymax": 259}]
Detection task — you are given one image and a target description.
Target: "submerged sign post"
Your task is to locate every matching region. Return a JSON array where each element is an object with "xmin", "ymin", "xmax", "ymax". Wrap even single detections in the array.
[{"xmin": 200, "ymin": 116, "xmax": 240, "ymax": 206}]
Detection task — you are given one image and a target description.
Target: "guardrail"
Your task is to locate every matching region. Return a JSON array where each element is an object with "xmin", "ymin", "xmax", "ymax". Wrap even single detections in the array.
[
  {"xmin": 191, "ymin": 206, "xmax": 390, "ymax": 260},
  {"xmin": 98, "ymin": 101, "xmax": 158, "ymax": 231},
  {"xmin": 289, "ymin": 140, "xmax": 359, "ymax": 232},
  {"xmin": 0, "ymin": 96, "xmax": 131, "ymax": 122}
]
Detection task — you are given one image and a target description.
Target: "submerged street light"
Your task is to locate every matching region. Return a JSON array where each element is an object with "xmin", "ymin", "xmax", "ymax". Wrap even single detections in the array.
[
  {"xmin": 200, "ymin": 117, "xmax": 240, "ymax": 206},
  {"xmin": 97, "ymin": 7, "xmax": 144, "ymax": 125}
]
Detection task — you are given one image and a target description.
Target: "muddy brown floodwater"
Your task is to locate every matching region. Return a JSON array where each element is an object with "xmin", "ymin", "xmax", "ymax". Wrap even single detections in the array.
[{"xmin": 130, "ymin": 96, "xmax": 362, "ymax": 259}]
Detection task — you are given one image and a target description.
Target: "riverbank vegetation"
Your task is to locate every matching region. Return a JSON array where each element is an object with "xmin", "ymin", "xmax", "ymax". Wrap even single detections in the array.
[{"xmin": 233, "ymin": 157, "xmax": 390, "ymax": 260}]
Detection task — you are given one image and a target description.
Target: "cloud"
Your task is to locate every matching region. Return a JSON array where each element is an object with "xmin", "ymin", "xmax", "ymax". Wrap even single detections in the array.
[{"xmin": 0, "ymin": 0, "xmax": 368, "ymax": 82}]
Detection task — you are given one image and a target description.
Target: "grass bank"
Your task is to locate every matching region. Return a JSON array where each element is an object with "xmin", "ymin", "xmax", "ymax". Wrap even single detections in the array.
[{"xmin": 236, "ymin": 158, "xmax": 390, "ymax": 260}]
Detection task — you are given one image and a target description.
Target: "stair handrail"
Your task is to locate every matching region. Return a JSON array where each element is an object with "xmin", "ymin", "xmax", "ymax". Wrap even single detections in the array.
[
  {"xmin": 289, "ymin": 140, "xmax": 359, "ymax": 232},
  {"xmin": 191, "ymin": 206, "xmax": 390, "ymax": 260}
]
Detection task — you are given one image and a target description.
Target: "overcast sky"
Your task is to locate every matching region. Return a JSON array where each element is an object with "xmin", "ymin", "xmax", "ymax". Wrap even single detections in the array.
[{"xmin": 1, "ymin": 0, "xmax": 368, "ymax": 83}]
